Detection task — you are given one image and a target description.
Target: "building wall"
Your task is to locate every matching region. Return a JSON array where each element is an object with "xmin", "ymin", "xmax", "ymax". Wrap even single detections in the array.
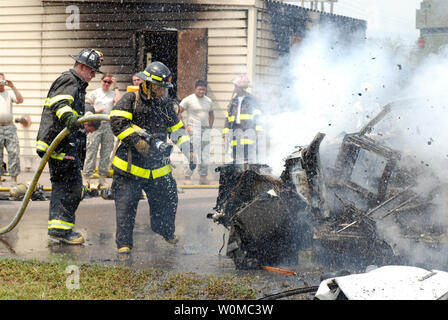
[
  {"xmin": 1, "ymin": 1, "xmax": 251, "ymax": 168},
  {"xmin": 0, "ymin": 0, "xmax": 365, "ymax": 170},
  {"xmin": 42, "ymin": 2, "xmax": 250, "ymax": 123},
  {"xmin": 416, "ymin": 0, "xmax": 448, "ymax": 55},
  {"xmin": 0, "ymin": 0, "xmax": 44, "ymax": 171},
  {"xmin": 255, "ymin": 5, "xmax": 279, "ymax": 86}
]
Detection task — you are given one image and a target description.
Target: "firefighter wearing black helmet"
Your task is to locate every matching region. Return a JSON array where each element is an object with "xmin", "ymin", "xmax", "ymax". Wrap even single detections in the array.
[
  {"xmin": 110, "ymin": 61, "xmax": 193, "ymax": 254},
  {"xmin": 36, "ymin": 48, "xmax": 103, "ymax": 245}
]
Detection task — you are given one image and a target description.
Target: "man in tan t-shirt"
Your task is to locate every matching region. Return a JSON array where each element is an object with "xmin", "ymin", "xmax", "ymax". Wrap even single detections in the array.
[{"xmin": 178, "ymin": 80, "xmax": 214, "ymax": 185}]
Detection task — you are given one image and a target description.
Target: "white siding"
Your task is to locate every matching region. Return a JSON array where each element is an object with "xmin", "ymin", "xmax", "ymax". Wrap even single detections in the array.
[
  {"xmin": 0, "ymin": 0, "xmax": 43, "ymax": 171},
  {"xmin": 40, "ymin": 3, "xmax": 248, "ymax": 121},
  {"xmin": 1, "ymin": 0, "xmax": 365, "ymax": 170},
  {"xmin": 255, "ymin": 7, "xmax": 280, "ymax": 86},
  {"xmin": 2, "ymin": 1, "xmax": 250, "ymax": 168}
]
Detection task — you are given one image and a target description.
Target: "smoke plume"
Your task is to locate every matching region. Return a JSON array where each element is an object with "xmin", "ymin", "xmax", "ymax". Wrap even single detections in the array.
[{"xmin": 254, "ymin": 23, "xmax": 448, "ymax": 269}]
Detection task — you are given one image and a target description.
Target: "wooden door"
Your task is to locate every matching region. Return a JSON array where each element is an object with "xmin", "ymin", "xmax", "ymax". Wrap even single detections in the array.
[{"xmin": 177, "ymin": 29, "xmax": 208, "ymax": 100}]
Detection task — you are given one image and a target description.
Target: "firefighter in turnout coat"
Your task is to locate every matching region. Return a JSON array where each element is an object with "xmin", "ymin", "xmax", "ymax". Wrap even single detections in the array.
[
  {"xmin": 222, "ymin": 74, "xmax": 263, "ymax": 164},
  {"xmin": 36, "ymin": 48, "xmax": 104, "ymax": 244},
  {"xmin": 110, "ymin": 61, "xmax": 193, "ymax": 254}
]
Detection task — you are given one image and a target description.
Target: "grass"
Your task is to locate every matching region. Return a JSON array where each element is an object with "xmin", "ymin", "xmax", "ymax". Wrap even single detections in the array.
[{"xmin": 0, "ymin": 257, "xmax": 260, "ymax": 300}]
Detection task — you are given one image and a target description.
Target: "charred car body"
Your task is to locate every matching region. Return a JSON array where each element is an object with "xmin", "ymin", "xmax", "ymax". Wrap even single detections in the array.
[{"xmin": 208, "ymin": 102, "xmax": 448, "ymax": 270}]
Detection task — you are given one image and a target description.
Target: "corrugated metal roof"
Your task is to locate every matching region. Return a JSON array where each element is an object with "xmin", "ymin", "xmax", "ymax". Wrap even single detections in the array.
[
  {"xmin": 264, "ymin": 0, "xmax": 367, "ymax": 55},
  {"xmin": 264, "ymin": 0, "xmax": 366, "ymax": 24}
]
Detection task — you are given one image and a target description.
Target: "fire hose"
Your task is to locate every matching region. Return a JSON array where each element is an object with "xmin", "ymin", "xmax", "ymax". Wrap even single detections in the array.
[{"xmin": 0, "ymin": 114, "xmax": 110, "ymax": 236}]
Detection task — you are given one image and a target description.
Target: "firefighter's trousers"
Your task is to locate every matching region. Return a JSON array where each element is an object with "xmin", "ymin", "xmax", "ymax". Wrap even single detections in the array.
[
  {"xmin": 47, "ymin": 159, "xmax": 83, "ymax": 235},
  {"xmin": 112, "ymin": 172, "xmax": 178, "ymax": 249}
]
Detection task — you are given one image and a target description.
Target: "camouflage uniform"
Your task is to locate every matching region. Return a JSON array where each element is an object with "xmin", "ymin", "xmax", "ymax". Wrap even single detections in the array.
[
  {"xmin": 83, "ymin": 122, "xmax": 115, "ymax": 177},
  {"xmin": 0, "ymin": 124, "xmax": 20, "ymax": 177},
  {"xmin": 83, "ymin": 87, "xmax": 117, "ymax": 178}
]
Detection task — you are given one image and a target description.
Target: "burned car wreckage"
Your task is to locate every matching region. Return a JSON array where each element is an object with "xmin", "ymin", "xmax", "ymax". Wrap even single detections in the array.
[{"xmin": 208, "ymin": 102, "xmax": 448, "ymax": 270}]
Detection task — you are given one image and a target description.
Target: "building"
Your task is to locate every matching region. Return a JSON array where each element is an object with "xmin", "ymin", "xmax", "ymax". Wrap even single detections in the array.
[
  {"xmin": 416, "ymin": 0, "xmax": 448, "ymax": 55},
  {"xmin": 0, "ymin": 0, "xmax": 365, "ymax": 171}
]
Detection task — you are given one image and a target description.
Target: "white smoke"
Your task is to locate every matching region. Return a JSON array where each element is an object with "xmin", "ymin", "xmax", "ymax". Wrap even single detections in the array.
[
  {"xmin": 253, "ymin": 23, "xmax": 448, "ymax": 268},
  {"xmin": 256, "ymin": 25, "xmax": 411, "ymax": 176}
]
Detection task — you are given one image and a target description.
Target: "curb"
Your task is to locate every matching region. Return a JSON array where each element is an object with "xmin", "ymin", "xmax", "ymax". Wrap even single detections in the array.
[{"xmin": 0, "ymin": 185, "xmax": 220, "ymax": 192}]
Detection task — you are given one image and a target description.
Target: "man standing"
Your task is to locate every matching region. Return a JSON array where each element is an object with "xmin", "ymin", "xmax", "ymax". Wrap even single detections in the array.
[
  {"xmin": 0, "ymin": 73, "xmax": 24, "ymax": 187},
  {"xmin": 178, "ymin": 80, "xmax": 215, "ymax": 185},
  {"xmin": 83, "ymin": 73, "xmax": 121, "ymax": 186},
  {"xmin": 36, "ymin": 48, "xmax": 103, "ymax": 244},
  {"xmin": 110, "ymin": 61, "xmax": 193, "ymax": 254},
  {"xmin": 222, "ymin": 74, "xmax": 263, "ymax": 164}
]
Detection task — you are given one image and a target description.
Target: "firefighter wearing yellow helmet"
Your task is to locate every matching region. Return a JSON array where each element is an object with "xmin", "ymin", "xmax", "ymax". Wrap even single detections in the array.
[{"xmin": 109, "ymin": 61, "xmax": 193, "ymax": 254}]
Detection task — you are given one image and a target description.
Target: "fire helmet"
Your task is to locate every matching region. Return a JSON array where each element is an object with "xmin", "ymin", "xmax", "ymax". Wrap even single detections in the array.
[
  {"xmin": 70, "ymin": 48, "xmax": 104, "ymax": 73},
  {"xmin": 136, "ymin": 61, "xmax": 173, "ymax": 88},
  {"xmin": 232, "ymin": 74, "xmax": 250, "ymax": 88}
]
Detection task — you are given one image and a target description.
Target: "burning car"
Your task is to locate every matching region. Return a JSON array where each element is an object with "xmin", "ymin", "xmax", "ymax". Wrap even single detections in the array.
[{"xmin": 208, "ymin": 101, "xmax": 448, "ymax": 270}]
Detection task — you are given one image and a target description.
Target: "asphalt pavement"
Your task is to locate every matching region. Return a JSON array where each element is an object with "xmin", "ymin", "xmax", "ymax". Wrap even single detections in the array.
[{"xmin": 0, "ymin": 169, "xmax": 241, "ymax": 275}]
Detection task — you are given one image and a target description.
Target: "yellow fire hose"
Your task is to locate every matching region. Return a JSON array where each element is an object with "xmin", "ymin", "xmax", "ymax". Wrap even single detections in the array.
[{"xmin": 0, "ymin": 114, "xmax": 110, "ymax": 236}]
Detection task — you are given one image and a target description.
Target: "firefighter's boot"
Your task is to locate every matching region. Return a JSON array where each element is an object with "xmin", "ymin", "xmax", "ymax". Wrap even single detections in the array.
[
  {"xmin": 118, "ymin": 246, "xmax": 131, "ymax": 254},
  {"xmin": 165, "ymin": 235, "xmax": 179, "ymax": 245},
  {"xmin": 49, "ymin": 230, "xmax": 85, "ymax": 245}
]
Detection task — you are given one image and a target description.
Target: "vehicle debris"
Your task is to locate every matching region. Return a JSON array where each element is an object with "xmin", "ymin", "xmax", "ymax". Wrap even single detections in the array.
[
  {"xmin": 315, "ymin": 265, "xmax": 448, "ymax": 300},
  {"xmin": 261, "ymin": 265, "xmax": 297, "ymax": 276},
  {"xmin": 208, "ymin": 101, "xmax": 448, "ymax": 270}
]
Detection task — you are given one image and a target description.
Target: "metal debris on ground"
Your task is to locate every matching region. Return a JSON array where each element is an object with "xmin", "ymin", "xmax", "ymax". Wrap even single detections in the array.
[
  {"xmin": 208, "ymin": 101, "xmax": 448, "ymax": 271},
  {"xmin": 315, "ymin": 265, "xmax": 448, "ymax": 300}
]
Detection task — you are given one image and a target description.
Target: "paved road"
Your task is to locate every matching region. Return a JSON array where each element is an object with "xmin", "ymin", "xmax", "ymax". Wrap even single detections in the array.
[
  {"xmin": 0, "ymin": 171, "xmax": 332, "ymax": 295},
  {"xmin": 0, "ymin": 186, "xmax": 240, "ymax": 275}
]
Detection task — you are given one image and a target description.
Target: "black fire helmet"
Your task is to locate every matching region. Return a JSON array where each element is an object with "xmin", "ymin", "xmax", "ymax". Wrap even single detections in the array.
[
  {"xmin": 70, "ymin": 48, "xmax": 104, "ymax": 73},
  {"xmin": 136, "ymin": 61, "xmax": 173, "ymax": 88}
]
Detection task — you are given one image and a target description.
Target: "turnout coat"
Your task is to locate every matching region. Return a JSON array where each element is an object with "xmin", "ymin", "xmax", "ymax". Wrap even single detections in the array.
[
  {"xmin": 110, "ymin": 91, "xmax": 190, "ymax": 180},
  {"xmin": 36, "ymin": 69, "xmax": 88, "ymax": 168}
]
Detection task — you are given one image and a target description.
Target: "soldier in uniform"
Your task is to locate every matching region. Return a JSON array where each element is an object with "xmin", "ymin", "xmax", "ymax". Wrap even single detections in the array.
[{"xmin": 0, "ymin": 72, "xmax": 24, "ymax": 186}]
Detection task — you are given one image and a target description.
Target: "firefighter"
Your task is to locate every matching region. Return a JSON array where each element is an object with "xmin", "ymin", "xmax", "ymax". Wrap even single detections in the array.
[
  {"xmin": 222, "ymin": 74, "xmax": 263, "ymax": 164},
  {"xmin": 36, "ymin": 48, "xmax": 104, "ymax": 244},
  {"xmin": 109, "ymin": 61, "xmax": 193, "ymax": 254}
]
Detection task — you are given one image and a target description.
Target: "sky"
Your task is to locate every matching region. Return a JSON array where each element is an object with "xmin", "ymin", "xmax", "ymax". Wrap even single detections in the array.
[
  {"xmin": 333, "ymin": 0, "xmax": 422, "ymax": 41},
  {"xmin": 289, "ymin": 0, "xmax": 423, "ymax": 42}
]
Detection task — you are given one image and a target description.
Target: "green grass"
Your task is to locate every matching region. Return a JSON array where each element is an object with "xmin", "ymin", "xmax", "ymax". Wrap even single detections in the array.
[{"xmin": 0, "ymin": 257, "xmax": 259, "ymax": 300}]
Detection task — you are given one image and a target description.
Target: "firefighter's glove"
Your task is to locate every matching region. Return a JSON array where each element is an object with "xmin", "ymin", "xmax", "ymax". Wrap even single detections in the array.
[
  {"xmin": 155, "ymin": 140, "xmax": 173, "ymax": 158},
  {"xmin": 62, "ymin": 113, "xmax": 83, "ymax": 131},
  {"xmin": 135, "ymin": 139, "xmax": 150, "ymax": 156},
  {"xmin": 189, "ymin": 151, "xmax": 197, "ymax": 171}
]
